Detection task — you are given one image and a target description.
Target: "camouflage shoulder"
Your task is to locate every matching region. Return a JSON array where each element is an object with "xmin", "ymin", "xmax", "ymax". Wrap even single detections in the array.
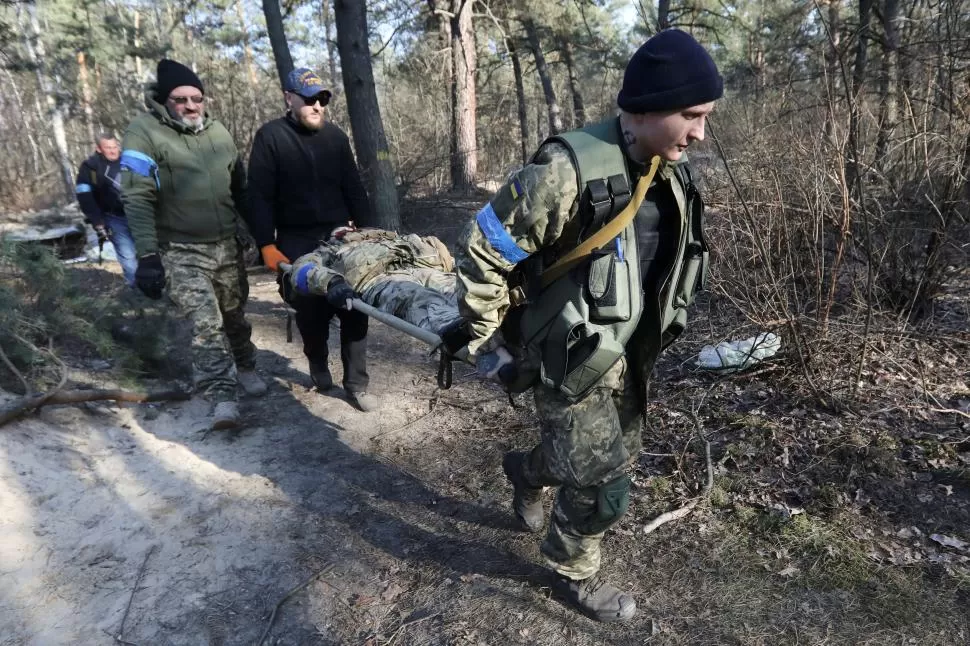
[
  {"xmin": 532, "ymin": 140, "xmax": 576, "ymax": 171},
  {"xmin": 502, "ymin": 141, "xmax": 578, "ymax": 209}
]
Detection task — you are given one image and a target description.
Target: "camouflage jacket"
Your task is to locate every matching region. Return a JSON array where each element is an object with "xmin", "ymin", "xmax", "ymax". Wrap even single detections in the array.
[
  {"xmin": 455, "ymin": 134, "xmax": 696, "ymax": 360},
  {"xmin": 288, "ymin": 228, "xmax": 454, "ymax": 295},
  {"xmin": 288, "ymin": 229, "xmax": 460, "ymax": 333}
]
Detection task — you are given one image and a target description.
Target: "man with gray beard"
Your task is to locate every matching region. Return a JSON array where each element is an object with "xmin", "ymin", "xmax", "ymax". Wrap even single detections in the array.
[
  {"xmin": 246, "ymin": 68, "xmax": 378, "ymax": 412},
  {"xmin": 120, "ymin": 59, "xmax": 267, "ymax": 430}
]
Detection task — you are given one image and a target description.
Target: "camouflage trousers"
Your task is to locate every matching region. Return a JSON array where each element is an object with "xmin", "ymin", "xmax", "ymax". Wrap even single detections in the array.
[
  {"xmin": 519, "ymin": 357, "xmax": 643, "ymax": 580},
  {"xmin": 161, "ymin": 238, "xmax": 256, "ymax": 403}
]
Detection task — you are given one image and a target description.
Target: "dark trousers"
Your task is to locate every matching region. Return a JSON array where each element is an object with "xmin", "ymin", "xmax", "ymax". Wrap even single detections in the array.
[{"xmin": 279, "ymin": 233, "xmax": 369, "ymax": 391}]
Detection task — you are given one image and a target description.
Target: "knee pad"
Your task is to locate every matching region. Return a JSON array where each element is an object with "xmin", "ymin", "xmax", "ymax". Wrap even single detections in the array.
[{"xmin": 572, "ymin": 474, "xmax": 631, "ymax": 535}]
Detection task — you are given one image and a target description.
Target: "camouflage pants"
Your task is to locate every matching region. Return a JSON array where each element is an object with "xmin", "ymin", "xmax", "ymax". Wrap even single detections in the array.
[
  {"xmin": 161, "ymin": 238, "xmax": 255, "ymax": 403},
  {"xmin": 520, "ymin": 358, "xmax": 643, "ymax": 580}
]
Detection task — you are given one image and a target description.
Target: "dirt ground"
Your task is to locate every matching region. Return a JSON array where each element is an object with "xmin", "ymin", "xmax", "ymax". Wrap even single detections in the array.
[{"xmin": 2, "ymin": 199, "xmax": 969, "ymax": 645}]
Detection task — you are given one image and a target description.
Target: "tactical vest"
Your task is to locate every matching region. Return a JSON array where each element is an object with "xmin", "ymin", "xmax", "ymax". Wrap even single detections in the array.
[{"xmin": 502, "ymin": 118, "xmax": 709, "ymax": 399}]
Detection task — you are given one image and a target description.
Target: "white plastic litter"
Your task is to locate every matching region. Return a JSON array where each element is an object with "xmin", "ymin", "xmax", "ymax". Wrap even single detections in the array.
[{"xmin": 697, "ymin": 332, "xmax": 781, "ymax": 372}]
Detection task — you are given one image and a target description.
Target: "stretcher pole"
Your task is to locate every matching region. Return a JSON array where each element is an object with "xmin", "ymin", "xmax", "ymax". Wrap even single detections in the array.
[{"xmin": 278, "ymin": 263, "xmax": 469, "ymax": 362}]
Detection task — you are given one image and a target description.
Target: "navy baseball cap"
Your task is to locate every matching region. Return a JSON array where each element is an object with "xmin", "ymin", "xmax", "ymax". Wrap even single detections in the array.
[{"xmin": 284, "ymin": 68, "xmax": 331, "ymax": 100}]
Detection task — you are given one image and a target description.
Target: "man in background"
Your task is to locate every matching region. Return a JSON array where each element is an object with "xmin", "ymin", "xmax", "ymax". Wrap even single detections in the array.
[
  {"xmin": 247, "ymin": 67, "xmax": 379, "ymax": 412},
  {"xmin": 120, "ymin": 58, "xmax": 266, "ymax": 430},
  {"xmin": 75, "ymin": 134, "xmax": 137, "ymax": 286}
]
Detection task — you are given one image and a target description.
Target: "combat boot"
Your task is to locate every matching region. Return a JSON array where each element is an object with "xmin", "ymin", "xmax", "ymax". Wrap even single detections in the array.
[
  {"xmin": 502, "ymin": 451, "xmax": 545, "ymax": 532},
  {"xmin": 553, "ymin": 573, "xmax": 636, "ymax": 622},
  {"xmin": 237, "ymin": 370, "xmax": 267, "ymax": 397},
  {"xmin": 211, "ymin": 401, "xmax": 241, "ymax": 430}
]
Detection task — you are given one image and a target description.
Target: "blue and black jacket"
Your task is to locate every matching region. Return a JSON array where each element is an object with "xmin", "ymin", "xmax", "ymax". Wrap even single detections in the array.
[{"xmin": 75, "ymin": 153, "xmax": 125, "ymax": 229}]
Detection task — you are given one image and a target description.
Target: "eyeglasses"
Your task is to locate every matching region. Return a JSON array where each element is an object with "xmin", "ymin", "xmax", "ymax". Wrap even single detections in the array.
[
  {"xmin": 169, "ymin": 95, "xmax": 205, "ymax": 106},
  {"xmin": 299, "ymin": 93, "xmax": 330, "ymax": 107}
]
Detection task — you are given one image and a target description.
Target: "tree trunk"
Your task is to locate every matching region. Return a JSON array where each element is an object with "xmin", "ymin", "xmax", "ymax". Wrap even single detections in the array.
[
  {"xmin": 823, "ymin": 0, "xmax": 841, "ymax": 142},
  {"xmin": 449, "ymin": 0, "xmax": 477, "ymax": 190},
  {"xmin": 507, "ymin": 36, "xmax": 530, "ymax": 164},
  {"xmin": 234, "ymin": 0, "xmax": 260, "ymax": 147},
  {"xmin": 236, "ymin": 0, "xmax": 259, "ymax": 93},
  {"xmin": 23, "ymin": 3, "xmax": 74, "ymax": 201},
  {"xmin": 847, "ymin": 0, "xmax": 872, "ymax": 187},
  {"xmin": 320, "ymin": 0, "xmax": 340, "ymax": 90},
  {"xmin": 657, "ymin": 0, "xmax": 671, "ymax": 31},
  {"xmin": 521, "ymin": 16, "xmax": 562, "ymax": 136},
  {"xmin": 263, "ymin": 0, "xmax": 294, "ymax": 89},
  {"xmin": 851, "ymin": 0, "xmax": 872, "ymax": 101},
  {"xmin": 559, "ymin": 36, "xmax": 585, "ymax": 129},
  {"xmin": 333, "ymin": 0, "xmax": 400, "ymax": 230},
  {"xmin": 77, "ymin": 51, "xmax": 97, "ymax": 144},
  {"xmin": 2, "ymin": 67, "xmax": 43, "ymax": 175},
  {"xmin": 874, "ymin": 0, "xmax": 900, "ymax": 166},
  {"xmin": 132, "ymin": 10, "xmax": 143, "ymax": 79}
]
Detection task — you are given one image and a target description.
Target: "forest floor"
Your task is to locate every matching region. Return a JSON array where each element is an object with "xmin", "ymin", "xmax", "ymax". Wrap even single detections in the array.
[{"xmin": 2, "ymin": 196, "xmax": 969, "ymax": 646}]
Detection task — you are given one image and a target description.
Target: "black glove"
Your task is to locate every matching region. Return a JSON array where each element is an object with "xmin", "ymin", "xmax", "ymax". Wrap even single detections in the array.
[
  {"xmin": 278, "ymin": 268, "xmax": 295, "ymax": 305},
  {"xmin": 326, "ymin": 277, "xmax": 357, "ymax": 310},
  {"xmin": 439, "ymin": 318, "xmax": 472, "ymax": 357},
  {"xmin": 135, "ymin": 253, "xmax": 166, "ymax": 300},
  {"xmin": 94, "ymin": 225, "xmax": 110, "ymax": 244}
]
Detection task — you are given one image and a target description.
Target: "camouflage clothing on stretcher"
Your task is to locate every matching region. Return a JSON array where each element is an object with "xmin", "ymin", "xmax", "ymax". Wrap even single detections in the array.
[{"xmin": 286, "ymin": 229, "xmax": 462, "ymax": 334}]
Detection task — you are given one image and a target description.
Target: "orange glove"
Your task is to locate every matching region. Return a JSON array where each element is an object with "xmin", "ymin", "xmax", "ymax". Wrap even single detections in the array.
[{"xmin": 260, "ymin": 244, "xmax": 290, "ymax": 272}]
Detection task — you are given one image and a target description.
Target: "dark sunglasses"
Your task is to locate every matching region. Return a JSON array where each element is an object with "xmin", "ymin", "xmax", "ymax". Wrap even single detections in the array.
[
  {"xmin": 299, "ymin": 93, "xmax": 330, "ymax": 107},
  {"xmin": 169, "ymin": 95, "xmax": 205, "ymax": 105}
]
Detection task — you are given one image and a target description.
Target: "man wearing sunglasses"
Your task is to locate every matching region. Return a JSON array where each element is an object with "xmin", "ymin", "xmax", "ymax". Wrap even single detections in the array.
[
  {"xmin": 247, "ymin": 67, "xmax": 379, "ymax": 412},
  {"xmin": 120, "ymin": 59, "xmax": 267, "ymax": 431}
]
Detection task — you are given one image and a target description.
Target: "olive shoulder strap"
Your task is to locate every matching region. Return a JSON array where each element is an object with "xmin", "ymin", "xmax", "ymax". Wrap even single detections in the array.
[{"xmin": 540, "ymin": 155, "xmax": 660, "ymax": 288}]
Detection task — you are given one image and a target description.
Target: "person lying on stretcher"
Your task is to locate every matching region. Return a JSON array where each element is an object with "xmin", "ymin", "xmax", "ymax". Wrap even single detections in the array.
[{"xmin": 279, "ymin": 227, "xmax": 463, "ymax": 335}]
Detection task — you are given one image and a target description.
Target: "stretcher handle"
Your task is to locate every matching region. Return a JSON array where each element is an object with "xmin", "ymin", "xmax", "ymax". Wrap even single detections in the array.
[{"xmin": 277, "ymin": 262, "xmax": 470, "ymax": 363}]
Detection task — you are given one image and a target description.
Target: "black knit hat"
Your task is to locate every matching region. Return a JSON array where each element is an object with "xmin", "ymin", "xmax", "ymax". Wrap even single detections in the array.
[
  {"xmin": 155, "ymin": 59, "xmax": 204, "ymax": 101},
  {"xmin": 617, "ymin": 29, "xmax": 723, "ymax": 113}
]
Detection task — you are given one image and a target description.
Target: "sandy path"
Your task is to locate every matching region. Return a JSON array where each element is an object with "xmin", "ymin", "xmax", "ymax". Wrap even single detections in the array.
[{"xmin": 0, "ymin": 277, "xmax": 523, "ymax": 645}]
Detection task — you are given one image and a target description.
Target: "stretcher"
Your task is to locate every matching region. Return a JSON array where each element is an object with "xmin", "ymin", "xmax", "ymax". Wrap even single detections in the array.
[{"xmin": 278, "ymin": 261, "xmax": 472, "ymax": 387}]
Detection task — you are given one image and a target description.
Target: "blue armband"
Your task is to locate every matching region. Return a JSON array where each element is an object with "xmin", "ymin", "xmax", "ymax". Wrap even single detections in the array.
[
  {"xmin": 295, "ymin": 264, "xmax": 313, "ymax": 295},
  {"xmin": 475, "ymin": 203, "xmax": 530, "ymax": 264},
  {"xmin": 120, "ymin": 150, "xmax": 160, "ymax": 190}
]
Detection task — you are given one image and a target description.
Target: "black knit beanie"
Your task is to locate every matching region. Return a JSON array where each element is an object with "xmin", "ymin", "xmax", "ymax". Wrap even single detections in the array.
[
  {"xmin": 617, "ymin": 29, "xmax": 723, "ymax": 113},
  {"xmin": 155, "ymin": 59, "xmax": 204, "ymax": 102}
]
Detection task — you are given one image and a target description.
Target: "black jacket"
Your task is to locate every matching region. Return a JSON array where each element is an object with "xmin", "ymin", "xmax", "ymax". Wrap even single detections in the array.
[
  {"xmin": 246, "ymin": 115, "xmax": 372, "ymax": 249},
  {"xmin": 75, "ymin": 153, "xmax": 125, "ymax": 228}
]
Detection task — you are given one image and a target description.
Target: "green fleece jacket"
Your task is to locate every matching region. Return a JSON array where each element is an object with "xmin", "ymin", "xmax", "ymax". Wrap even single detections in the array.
[{"xmin": 120, "ymin": 87, "xmax": 248, "ymax": 256}]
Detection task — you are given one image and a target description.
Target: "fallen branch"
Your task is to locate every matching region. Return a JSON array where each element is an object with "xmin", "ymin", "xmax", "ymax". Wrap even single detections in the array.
[
  {"xmin": 642, "ymin": 403, "xmax": 716, "ymax": 535},
  {"xmin": 0, "ymin": 388, "xmax": 190, "ymax": 427},
  {"xmin": 257, "ymin": 564, "xmax": 335, "ymax": 646},
  {"xmin": 932, "ymin": 407, "xmax": 970, "ymax": 420},
  {"xmin": 1, "ymin": 335, "xmax": 71, "ymax": 425},
  {"xmin": 109, "ymin": 544, "xmax": 157, "ymax": 645},
  {"xmin": 0, "ymin": 341, "xmax": 30, "ymax": 394},
  {"xmin": 386, "ymin": 612, "xmax": 439, "ymax": 646},
  {"xmin": 643, "ymin": 499, "xmax": 699, "ymax": 534}
]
